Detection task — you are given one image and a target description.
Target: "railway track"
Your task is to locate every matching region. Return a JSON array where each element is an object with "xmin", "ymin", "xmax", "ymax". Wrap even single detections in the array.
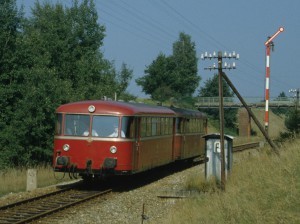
[
  {"xmin": 0, "ymin": 141, "xmax": 260, "ymax": 224},
  {"xmin": 0, "ymin": 187, "xmax": 111, "ymax": 224},
  {"xmin": 233, "ymin": 142, "xmax": 261, "ymax": 152}
]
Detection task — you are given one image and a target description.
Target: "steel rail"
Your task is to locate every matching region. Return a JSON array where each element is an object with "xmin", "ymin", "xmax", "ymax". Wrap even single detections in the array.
[
  {"xmin": 0, "ymin": 142, "xmax": 259, "ymax": 223},
  {"xmin": 233, "ymin": 142, "xmax": 260, "ymax": 152},
  {"xmin": 0, "ymin": 188, "xmax": 111, "ymax": 224},
  {"xmin": 0, "ymin": 187, "xmax": 72, "ymax": 211}
]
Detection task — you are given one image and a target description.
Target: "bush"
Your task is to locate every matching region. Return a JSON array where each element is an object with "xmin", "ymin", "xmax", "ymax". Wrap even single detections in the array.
[{"xmin": 285, "ymin": 109, "xmax": 300, "ymax": 134}]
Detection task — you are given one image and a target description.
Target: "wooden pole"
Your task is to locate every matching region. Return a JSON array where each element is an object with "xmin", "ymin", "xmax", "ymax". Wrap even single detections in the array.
[
  {"xmin": 222, "ymin": 72, "xmax": 278, "ymax": 153},
  {"xmin": 218, "ymin": 51, "xmax": 226, "ymax": 190}
]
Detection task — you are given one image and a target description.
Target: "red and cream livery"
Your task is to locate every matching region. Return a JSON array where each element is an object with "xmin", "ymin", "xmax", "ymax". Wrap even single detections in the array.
[{"xmin": 53, "ymin": 100, "xmax": 207, "ymax": 179}]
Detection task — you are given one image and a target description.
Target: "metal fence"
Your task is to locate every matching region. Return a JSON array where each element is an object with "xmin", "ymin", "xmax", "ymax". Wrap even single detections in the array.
[{"xmin": 195, "ymin": 97, "xmax": 295, "ymax": 108}]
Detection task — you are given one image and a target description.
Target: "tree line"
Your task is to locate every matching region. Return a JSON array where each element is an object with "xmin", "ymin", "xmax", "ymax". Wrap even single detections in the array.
[
  {"xmin": 0, "ymin": 0, "xmax": 136, "ymax": 168},
  {"xmin": 0, "ymin": 0, "xmax": 209, "ymax": 169},
  {"xmin": 0, "ymin": 0, "xmax": 240, "ymax": 169},
  {"xmin": 3, "ymin": 0, "xmax": 296, "ymax": 169}
]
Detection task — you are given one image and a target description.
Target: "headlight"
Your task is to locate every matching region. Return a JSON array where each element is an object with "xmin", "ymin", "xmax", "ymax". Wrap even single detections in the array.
[
  {"xmin": 88, "ymin": 105, "xmax": 95, "ymax": 113},
  {"xmin": 63, "ymin": 144, "xmax": 70, "ymax": 151},
  {"xmin": 110, "ymin": 146, "xmax": 117, "ymax": 154}
]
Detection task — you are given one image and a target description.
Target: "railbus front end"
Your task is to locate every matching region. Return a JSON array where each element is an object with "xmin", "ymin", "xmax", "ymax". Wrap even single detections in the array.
[
  {"xmin": 53, "ymin": 100, "xmax": 177, "ymax": 180},
  {"xmin": 53, "ymin": 102, "xmax": 138, "ymax": 179}
]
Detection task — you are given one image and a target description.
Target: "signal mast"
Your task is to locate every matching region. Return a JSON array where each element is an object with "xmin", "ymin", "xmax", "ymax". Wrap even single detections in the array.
[{"xmin": 264, "ymin": 27, "xmax": 284, "ymax": 133}]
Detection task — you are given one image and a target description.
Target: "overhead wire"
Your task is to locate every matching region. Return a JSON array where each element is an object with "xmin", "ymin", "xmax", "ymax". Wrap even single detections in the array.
[
  {"xmin": 157, "ymin": 0, "xmax": 290, "ymax": 96},
  {"xmin": 97, "ymin": 5, "xmax": 168, "ymax": 48},
  {"xmin": 97, "ymin": 1, "xmax": 176, "ymax": 52},
  {"xmin": 158, "ymin": 0, "xmax": 227, "ymax": 50},
  {"xmin": 117, "ymin": 0, "xmax": 179, "ymax": 41},
  {"xmin": 96, "ymin": 0, "xmax": 291, "ymax": 96},
  {"xmin": 155, "ymin": 1, "xmax": 263, "ymax": 89}
]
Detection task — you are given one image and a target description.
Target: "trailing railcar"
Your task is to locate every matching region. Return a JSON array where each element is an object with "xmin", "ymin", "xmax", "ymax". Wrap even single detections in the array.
[{"xmin": 53, "ymin": 100, "xmax": 207, "ymax": 179}]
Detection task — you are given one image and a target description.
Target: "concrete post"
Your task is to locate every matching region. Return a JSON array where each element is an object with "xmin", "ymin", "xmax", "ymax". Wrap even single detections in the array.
[
  {"xmin": 238, "ymin": 108, "xmax": 251, "ymax": 137},
  {"xmin": 26, "ymin": 169, "xmax": 37, "ymax": 191}
]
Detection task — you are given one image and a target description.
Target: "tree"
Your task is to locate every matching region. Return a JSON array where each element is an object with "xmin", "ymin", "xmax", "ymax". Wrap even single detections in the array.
[
  {"xmin": 169, "ymin": 32, "xmax": 200, "ymax": 97},
  {"xmin": 199, "ymin": 74, "xmax": 237, "ymax": 130},
  {"xmin": 271, "ymin": 91, "xmax": 289, "ymax": 116},
  {"xmin": 0, "ymin": 0, "xmax": 25, "ymax": 168},
  {"xmin": 115, "ymin": 63, "xmax": 135, "ymax": 101},
  {"xmin": 285, "ymin": 109, "xmax": 300, "ymax": 134},
  {"xmin": 284, "ymin": 91, "xmax": 300, "ymax": 134},
  {"xmin": 136, "ymin": 32, "xmax": 200, "ymax": 102},
  {"xmin": 0, "ymin": 0, "xmax": 134, "ymax": 168},
  {"xmin": 26, "ymin": 0, "xmax": 109, "ymax": 101},
  {"xmin": 136, "ymin": 53, "xmax": 174, "ymax": 101}
]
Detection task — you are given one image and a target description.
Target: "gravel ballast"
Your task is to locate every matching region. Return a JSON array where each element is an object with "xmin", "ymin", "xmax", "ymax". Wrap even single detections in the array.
[{"xmin": 1, "ymin": 164, "xmax": 204, "ymax": 224}]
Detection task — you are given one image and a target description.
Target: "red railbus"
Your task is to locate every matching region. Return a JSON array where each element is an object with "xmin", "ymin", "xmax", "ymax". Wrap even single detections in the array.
[{"xmin": 53, "ymin": 100, "xmax": 207, "ymax": 179}]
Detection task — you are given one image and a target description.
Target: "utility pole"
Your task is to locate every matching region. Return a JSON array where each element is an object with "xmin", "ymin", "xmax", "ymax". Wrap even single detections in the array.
[
  {"xmin": 289, "ymin": 88, "xmax": 299, "ymax": 110},
  {"xmin": 264, "ymin": 27, "xmax": 284, "ymax": 133},
  {"xmin": 201, "ymin": 51, "xmax": 239, "ymax": 190},
  {"xmin": 222, "ymin": 72, "xmax": 278, "ymax": 152},
  {"xmin": 296, "ymin": 89, "xmax": 299, "ymax": 111},
  {"xmin": 288, "ymin": 88, "xmax": 300, "ymax": 132}
]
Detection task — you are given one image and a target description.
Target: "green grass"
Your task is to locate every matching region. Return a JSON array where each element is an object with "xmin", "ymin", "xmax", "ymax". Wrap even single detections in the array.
[
  {"xmin": 162, "ymin": 138, "xmax": 300, "ymax": 224},
  {"xmin": 0, "ymin": 166, "xmax": 71, "ymax": 196}
]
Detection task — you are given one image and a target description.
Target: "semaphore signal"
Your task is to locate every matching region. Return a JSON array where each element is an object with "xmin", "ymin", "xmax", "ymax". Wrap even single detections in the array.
[{"xmin": 264, "ymin": 27, "xmax": 284, "ymax": 133}]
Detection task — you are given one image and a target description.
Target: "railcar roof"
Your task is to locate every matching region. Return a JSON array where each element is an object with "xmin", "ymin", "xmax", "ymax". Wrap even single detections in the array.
[
  {"xmin": 56, "ymin": 100, "xmax": 176, "ymax": 116},
  {"xmin": 170, "ymin": 106, "xmax": 206, "ymax": 118}
]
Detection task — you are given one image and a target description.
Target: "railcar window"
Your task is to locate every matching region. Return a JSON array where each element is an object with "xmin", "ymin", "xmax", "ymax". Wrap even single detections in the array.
[
  {"xmin": 186, "ymin": 120, "xmax": 190, "ymax": 133},
  {"xmin": 156, "ymin": 118, "xmax": 161, "ymax": 135},
  {"xmin": 64, "ymin": 114, "xmax": 90, "ymax": 136},
  {"xmin": 185, "ymin": 119, "xmax": 190, "ymax": 133},
  {"xmin": 92, "ymin": 116, "xmax": 120, "ymax": 137},
  {"xmin": 176, "ymin": 118, "xmax": 184, "ymax": 134},
  {"xmin": 121, "ymin": 116, "xmax": 134, "ymax": 138},
  {"xmin": 163, "ymin": 118, "xmax": 167, "ymax": 135},
  {"xmin": 152, "ymin": 118, "xmax": 157, "ymax": 136},
  {"xmin": 162, "ymin": 118, "xmax": 166, "ymax": 135},
  {"xmin": 159, "ymin": 117, "xmax": 171, "ymax": 135},
  {"xmin": 198, "ymin": 120, "xmax": 202, "ymax": 132},
  {"xmin": 191, "ymin": 119, "xmax": 195, "ymax": 133},
  {"xmin": 187, "ymin": 118, "xmax": 196, "ymax": 133},
  {"xmin": 146, "ymin": 117, "xmax": 151, "ymax": 136},
  {"xmin": 195, "ymin": 119, "xmax": 199, "ymax": 132},
  {"xmin": 167, "ymin": 117, "xmax": 172, "ymax": 134},
  {"xmin": 160, "ymin": 118, "xmax": 164, "ymax": 135},
  {"xmin": 200, "ymin": 121, "xmax": 203, "ymax": 132},
  {"xmin": 140, "ymin": 116, "xmax": 174, "ymax": 137},
  {"xmin": 165, "ymin": 117, "xmax": 171, "ymax": 135},
  {"xmin": 141, "ymin": 117, "xmax": 146, "ymax": 137},
  {"xmin": 175, "ymin": 118, "xmax": 179, "ymax": 134},
  {"xmin": 182, "ymin": 118, "xmax": 205, "ymax": 133},
  {"xmin": 55, "ymin": 114, "xmax": 62, "ymax": 135}
]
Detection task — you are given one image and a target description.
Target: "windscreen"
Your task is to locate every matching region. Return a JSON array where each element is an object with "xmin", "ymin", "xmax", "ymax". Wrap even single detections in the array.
[{"xmin": 64, "ymin": 114, "xmax": 90, "ymax": 136}]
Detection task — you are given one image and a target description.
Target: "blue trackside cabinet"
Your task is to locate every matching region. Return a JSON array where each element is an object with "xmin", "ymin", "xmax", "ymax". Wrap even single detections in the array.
[{"xmin": 203, "ymin": 133, "xmax": 233, "ymax": 182}]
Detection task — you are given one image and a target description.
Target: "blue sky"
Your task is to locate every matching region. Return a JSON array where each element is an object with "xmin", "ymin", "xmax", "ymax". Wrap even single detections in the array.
[{"xmin": 18, "ymin": 0, "xmax": 300, "ymax": 98}]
